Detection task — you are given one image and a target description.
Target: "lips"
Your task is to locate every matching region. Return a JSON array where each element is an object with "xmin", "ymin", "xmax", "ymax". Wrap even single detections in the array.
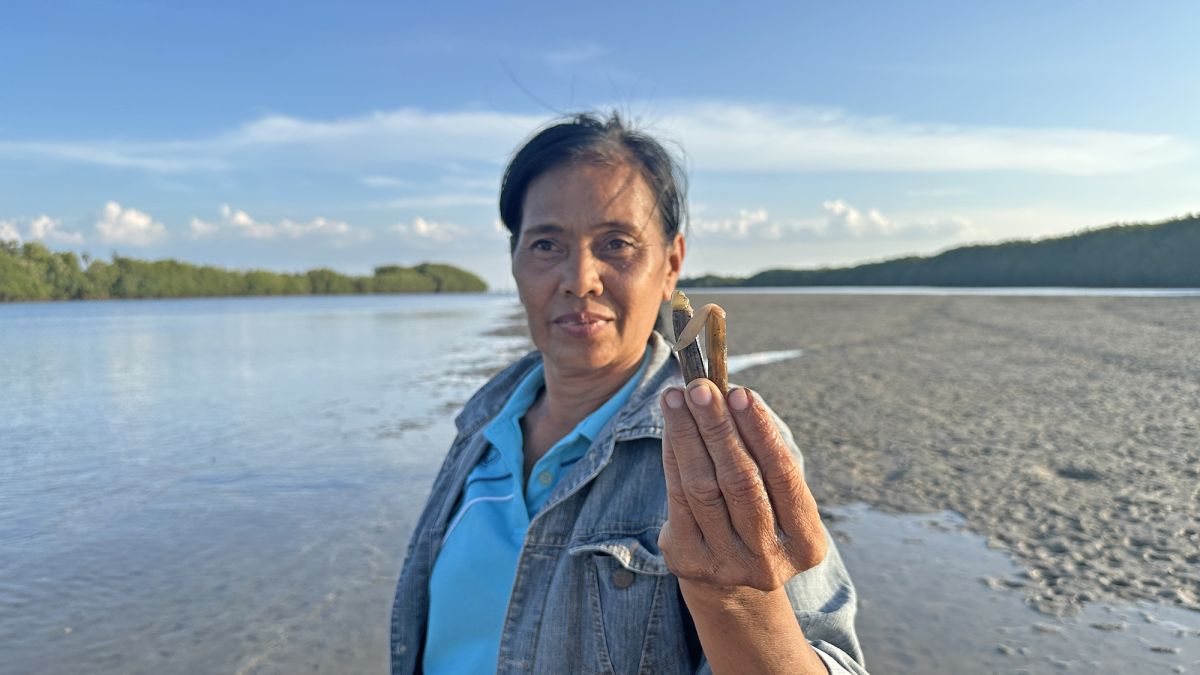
[
  {"xmin": 552, "ymin": 311, "xmax": 612, "ymax": 325},
  {"xmin": 551, "ymin": 311, "xmax": 614, "ymax": 338}
]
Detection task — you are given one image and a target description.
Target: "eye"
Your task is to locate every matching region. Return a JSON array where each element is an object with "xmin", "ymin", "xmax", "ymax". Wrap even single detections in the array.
[
  {"xmin": 530, "ymin": 239, "xmax": 555, "ymax": 252},
  {"xmin": 605, "ymin": 238, "xmax": 635, "ymax": 251}
]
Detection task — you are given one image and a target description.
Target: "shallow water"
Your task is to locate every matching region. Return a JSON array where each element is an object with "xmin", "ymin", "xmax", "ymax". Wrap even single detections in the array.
[
  {"xmin": 727, "ymin": 349, "xmax": 803, "ymax": 374},
  {"xmin": 828, "ymin": 503, "xmax": 1200, "ymax": 674},
  {"xmin": 0, "ymin": 294, "xmax": 528, "ymax": 675}
]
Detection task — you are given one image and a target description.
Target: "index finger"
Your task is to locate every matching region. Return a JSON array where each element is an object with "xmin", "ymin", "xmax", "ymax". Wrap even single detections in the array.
[{"xmin": 660, "ymin": 413, "xmax": 704, "ymax": 551}]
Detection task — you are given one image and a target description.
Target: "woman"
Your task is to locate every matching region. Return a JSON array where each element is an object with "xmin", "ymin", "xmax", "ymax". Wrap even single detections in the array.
[{"xmin": 391, "ymin": 113, "xmax": 868, "ymax": 674}]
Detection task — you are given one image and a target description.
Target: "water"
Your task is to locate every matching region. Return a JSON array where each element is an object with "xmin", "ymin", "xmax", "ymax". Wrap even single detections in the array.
[
  {"xmin": 727, "ymin": 349, "xmax": 803, "ymax": 374},
  {"xmin": 829, "ymin": 504, "xmax": 1200, "ymax": 674},
  {"xmin": 0, "ymin": 294, "xmax": 529, "ymax": 674},
  {"xmin": 695, "ymin": 286, "xmax": 1200, "ymax": 297}
]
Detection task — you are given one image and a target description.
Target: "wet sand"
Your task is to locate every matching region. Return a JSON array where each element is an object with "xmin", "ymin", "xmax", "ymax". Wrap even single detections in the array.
[
  {"xmin": 679, "ymin": 292, "xmax": 1200, "ymax": 669},
  {"xmin": 826, "ymin": 502, "xmax": 1200, "ymax": 673},
  {"xmin": 686, "ymin": 293, "xmax": 1200, "ymax": 617}
]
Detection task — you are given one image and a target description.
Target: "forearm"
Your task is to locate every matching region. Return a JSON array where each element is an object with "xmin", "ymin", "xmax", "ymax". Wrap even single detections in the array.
[{"xmin": 679, "ymin": 579, "xmax": 829, "ymax": 675}]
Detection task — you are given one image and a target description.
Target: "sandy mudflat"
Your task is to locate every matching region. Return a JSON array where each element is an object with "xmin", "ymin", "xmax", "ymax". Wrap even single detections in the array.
[{"xmin": 684, "ymin": 293, "xmax": 1200, "ymax": 620}]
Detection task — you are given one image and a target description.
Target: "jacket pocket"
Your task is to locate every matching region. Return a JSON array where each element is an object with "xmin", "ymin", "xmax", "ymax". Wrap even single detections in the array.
[{"xmin": 568, "ymin": 536, "xmax": 687, "ymax": 675}]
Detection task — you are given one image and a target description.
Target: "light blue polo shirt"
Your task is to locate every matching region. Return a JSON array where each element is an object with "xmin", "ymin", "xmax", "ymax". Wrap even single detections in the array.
[{"xmin": 423, "ymin": 351, "xmax": 649, "ymax": 674}]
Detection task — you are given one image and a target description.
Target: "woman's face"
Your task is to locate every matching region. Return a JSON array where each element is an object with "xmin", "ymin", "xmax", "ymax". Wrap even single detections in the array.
[{"xmin": 513, "ymin": 160, "xmax": 684, "ymax": 378}]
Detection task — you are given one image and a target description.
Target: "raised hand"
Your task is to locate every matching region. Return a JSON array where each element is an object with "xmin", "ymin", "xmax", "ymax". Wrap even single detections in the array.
[{"xmin": 658, "ymin": 379, "xmax": 827, "ymax": 592}]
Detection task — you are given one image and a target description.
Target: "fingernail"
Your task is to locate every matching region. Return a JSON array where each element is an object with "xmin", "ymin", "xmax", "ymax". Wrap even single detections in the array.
[
  {"xmin": 688, "ymin": 382, "xmax": 713, "ymax": 406},
  {"xmin": 728, "ymin": 387, "xmax": 750, "ymax": 411},
  {"xmin": 665, "ymin": 388, "xmax": 685, "ymax": 409}
]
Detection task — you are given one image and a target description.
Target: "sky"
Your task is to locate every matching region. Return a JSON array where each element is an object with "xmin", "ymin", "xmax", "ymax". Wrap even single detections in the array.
[{"xmin": 2, "ymin": 1, "xmax": 1198, "ymax": 290}]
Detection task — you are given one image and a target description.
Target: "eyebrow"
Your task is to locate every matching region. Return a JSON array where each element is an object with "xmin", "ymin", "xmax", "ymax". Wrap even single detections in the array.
[
  {"xmin": 522, "ymin": 220, "xmax": 642, "ymax": 237},
  {"xmin": 521, "ymin": 223, "xmax": 565, "ymax": 237}
]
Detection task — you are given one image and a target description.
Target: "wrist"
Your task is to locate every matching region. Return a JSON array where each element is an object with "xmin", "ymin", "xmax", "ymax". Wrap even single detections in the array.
[
  {"xmin": 677, "ymin": 578, "xmax": 825, "ymax": 674},
  {"xmin": 677, "ymin": 577, "xmax": 788, "ymax": 618}
]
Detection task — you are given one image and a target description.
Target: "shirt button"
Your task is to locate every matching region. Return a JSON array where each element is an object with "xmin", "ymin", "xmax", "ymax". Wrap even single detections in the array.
[
  {"xmin": 537, "ymin": 471, "xmax": 554, "ymax": 486},
  {"xmin": 612, "ymin": 568, "xmax": 635, "ymax": 589}
]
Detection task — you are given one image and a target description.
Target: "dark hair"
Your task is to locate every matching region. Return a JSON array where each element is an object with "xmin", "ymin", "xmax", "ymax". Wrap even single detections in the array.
[{"xmin": 499, "ymin": 111, "xmax": 688, "ymax": 252}]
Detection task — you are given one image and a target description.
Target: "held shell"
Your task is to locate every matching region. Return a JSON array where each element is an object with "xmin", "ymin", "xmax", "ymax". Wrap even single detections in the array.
[{"xmin": 670, "ymin": 290, "xmax": 728, "ymax": 394}]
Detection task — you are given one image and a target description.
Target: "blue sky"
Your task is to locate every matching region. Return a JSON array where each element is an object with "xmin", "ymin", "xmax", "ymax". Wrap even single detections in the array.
[{"xmin": 2, "ymin": 1, "xmax": 1198, "ymax": 290}]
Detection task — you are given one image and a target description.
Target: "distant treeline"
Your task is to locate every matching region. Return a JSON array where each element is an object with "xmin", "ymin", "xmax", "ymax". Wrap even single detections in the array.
[
  {"xmin": 0, "ymin": 241, "xmax": 487, "ymax": 302},
  {"xmin": 682, "ymin": 214, "xmax": 1200, "ymax": 288}
]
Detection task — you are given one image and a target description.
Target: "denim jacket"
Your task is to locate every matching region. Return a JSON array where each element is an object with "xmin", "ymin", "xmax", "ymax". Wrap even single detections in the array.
[{"xmin": 390, "ymin": 332, "xmax": 869, "ymax": 674}]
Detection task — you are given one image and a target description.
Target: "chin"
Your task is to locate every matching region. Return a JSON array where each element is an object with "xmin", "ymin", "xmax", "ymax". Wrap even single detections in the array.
[{"xmin": 545, "ymin": 340, "xmax": 620, "ymax": 374}]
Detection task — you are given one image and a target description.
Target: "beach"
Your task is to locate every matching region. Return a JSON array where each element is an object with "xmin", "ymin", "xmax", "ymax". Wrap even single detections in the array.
[
  {"xmin": 681, "ymin": 292, "xmax": 1200, "ymax": 671},
  {"xmin": 5, "ymin": 292, "xmax": 1198, "ymax": 674}
]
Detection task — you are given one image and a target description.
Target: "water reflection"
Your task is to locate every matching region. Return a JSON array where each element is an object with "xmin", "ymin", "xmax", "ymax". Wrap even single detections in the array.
[
  {"xmin": 0, "ymin": 294, "xmax": 527, "ymax": 674},
  {"xmin": 827, "ymin": 503, "xmax": 1200, "ymax": 673}
]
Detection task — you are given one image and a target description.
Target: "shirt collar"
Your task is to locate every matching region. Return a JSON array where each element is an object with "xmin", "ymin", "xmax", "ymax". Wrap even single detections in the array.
[
  {"xmin": 482, "ymin": 347, "xmax": 652, "ymax": 445},
  {"xmin": 574, "ymin": 349, "xmax": 650, "ymax": 441},
  {"xmin": 481, "ymin": 360, "xmax": 546, "ymax": 446},
  {"xmin": 456, "ymin": 331, "xmax": 677, "ymax": 440}
]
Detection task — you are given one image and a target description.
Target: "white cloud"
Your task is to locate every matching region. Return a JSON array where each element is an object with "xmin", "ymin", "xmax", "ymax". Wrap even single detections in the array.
[
  {"xmin": 272, "ymin": 216, "xmax": 358, "ymax": 239},
  {"xmin": 0, "ymin": 215, "xmax": 86, "ymax": 245},
  {"xmin": 0, "ymin": 220, "xmax": 21, "ymax": 243},
  {"xmin": 28, "ymin": 215, "xmax": 59, "ymax": 239},
  {"xmin": 95, "ymin": 201, "xmax": 168, "ymax": 246},
  {"xmin": 821, "ymin": 199, "xmax": 975, "ymax": 239},
  {"xmin": 691, "ymin": 208, "xmax": 781, "ymax": 239},
  {"xmin": 822, "ymin": 200, "xmax": 896, "ymax": 237},
  {"xmin": 0, "ymin": 108, "xmax": 541, "ymax": 174},
  {"xmin": 217, "ymin": 204, "xmax": 276, "ymax": 239},
  {"xmin": 188, "ymin": 216, "xmax": 219, "ymax": 238},
  {"xmin": 28, "ymin": 214, "xmax": 86, "ymax": 245},
  {"xmin": 0, "ymin": 103, "xmax": 1185, "ymax": 177},
  {"xmin": 691, "ymin": 202, "xmax": 976, "ymax": 242},
  {"xmin": 390, "ymin": 217, "xmax": 466, "ymax": 242},
  {"xmin": 189, "ymin": 204, "xmax": 369, "ymax": 242},
  {"xmin": 664, "ymin": 104, "xmax": 1190, "ymax": 175},
  {"xmin": 220, "ymin": 109, "xmax": 539, "ymax": 165}
]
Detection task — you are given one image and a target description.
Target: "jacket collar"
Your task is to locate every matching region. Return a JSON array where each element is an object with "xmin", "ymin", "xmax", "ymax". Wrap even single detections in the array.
[{"xmin": 454, "ymin": 330, "xmax": 678, "ymax": 442}]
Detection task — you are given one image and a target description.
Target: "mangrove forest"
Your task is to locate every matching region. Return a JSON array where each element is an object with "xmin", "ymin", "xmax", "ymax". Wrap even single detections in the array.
[{"xmin": 0, "ymin": 241, "xmax": 487, "ymax": 301}]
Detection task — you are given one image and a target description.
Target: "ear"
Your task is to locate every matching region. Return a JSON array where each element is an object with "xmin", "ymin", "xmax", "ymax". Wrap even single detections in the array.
[{"xmin": 661, "ymin": 233, "xmax": 686, "ymax": 302}]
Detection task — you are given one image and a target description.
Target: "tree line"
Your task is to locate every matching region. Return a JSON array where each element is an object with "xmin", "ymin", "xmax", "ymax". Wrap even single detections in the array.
[
  {"xmin": 0, "ymin": 241, "xmax": 487, "ymax": 302},
  {"xmin": 682, "ymin": 214, "xmax": 1200, "ymax": 288}
]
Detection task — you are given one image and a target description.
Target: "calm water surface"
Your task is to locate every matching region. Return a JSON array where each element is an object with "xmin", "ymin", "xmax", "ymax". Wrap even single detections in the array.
[{"xmin": 0, "ymin": 294, "xmax": 528, "ymax": 675}]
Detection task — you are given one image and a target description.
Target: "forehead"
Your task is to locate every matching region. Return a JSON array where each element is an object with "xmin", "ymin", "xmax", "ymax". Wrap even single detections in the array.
[{"xmin": 521, "ymin": 161, "xmax": 659, "ymax": 235}]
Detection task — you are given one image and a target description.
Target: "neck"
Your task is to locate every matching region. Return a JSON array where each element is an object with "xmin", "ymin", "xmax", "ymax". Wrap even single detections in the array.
[{"xmin": 537, "ymin": 349, "xmax": 644, "ymax": 431}]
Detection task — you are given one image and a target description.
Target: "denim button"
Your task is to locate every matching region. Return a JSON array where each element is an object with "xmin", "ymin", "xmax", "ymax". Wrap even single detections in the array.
[
  {"xmin": 612, "ymin": 568, "xmax": 635, "ymax": 589},
  {"xmin": 537, "ymin": 471, "xmax": 554, "ymax": 486}
]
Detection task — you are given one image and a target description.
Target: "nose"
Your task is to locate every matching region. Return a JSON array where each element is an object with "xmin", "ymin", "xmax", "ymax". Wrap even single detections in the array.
[{"xmin": 560, "ymin": 247, "xmax": 603, "ymax": 298}]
